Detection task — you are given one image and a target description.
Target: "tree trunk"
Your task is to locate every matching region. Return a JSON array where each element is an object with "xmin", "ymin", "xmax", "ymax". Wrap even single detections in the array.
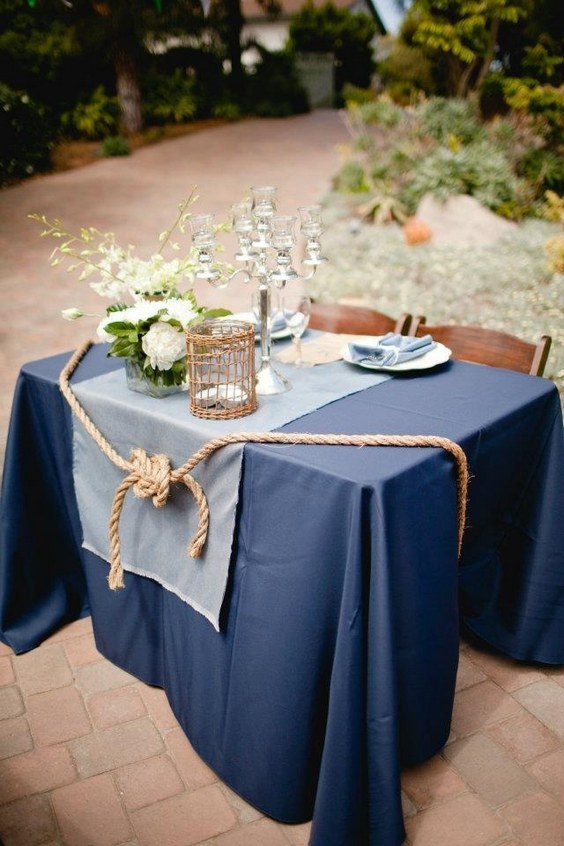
[
  {"xmin": 99, "ymin": 1, "xmax": 143, "ymax": 136},
  {"xmin": 456, "ymin": 59, "xmax": 477, "ymax": 98},
  {"xmin": 473, "ymin": 16, "xmax": 500, "ymax": 94},
  {"xmin": 114, "ymin": 45, "xmax": 143, "ymax": 135},
  {"xmin": 225, "ymin": 0, "xmax": 244, "ymax": 98}
]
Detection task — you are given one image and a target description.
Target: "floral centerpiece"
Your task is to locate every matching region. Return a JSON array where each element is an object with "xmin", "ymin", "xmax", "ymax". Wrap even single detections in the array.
[{"xmin": 30, "ymin": 189, "xmax": 230, "ymax": 397}]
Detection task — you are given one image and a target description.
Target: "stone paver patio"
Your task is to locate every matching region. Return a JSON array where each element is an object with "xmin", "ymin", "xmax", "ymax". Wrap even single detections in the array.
[{"xmin": 1, "ymin": 111, "xmax": 564, "ymax": 846}]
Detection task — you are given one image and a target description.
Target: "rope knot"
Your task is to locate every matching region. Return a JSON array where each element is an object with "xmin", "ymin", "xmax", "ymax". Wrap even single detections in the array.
[{"xmin": 130, "ymin": 448, "xmax": 171, "ymax": 507}]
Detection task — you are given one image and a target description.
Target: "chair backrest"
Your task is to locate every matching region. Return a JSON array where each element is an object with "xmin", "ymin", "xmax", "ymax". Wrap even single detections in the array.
[
  {"xmin": 309, "ymin": 303, "xmax": 411, "ymax": 336},
  {"xmin": 410, "ymin": 316, "xmax": 552, "ymax": 377}
]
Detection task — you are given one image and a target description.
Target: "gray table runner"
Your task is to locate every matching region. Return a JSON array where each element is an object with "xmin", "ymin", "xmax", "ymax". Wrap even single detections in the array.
[{"xmin": 72, "ymin": 349, "xmax": 390, "ymax": 630}]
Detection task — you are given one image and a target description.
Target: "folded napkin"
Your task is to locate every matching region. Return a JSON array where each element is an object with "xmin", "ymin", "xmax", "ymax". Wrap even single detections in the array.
[{"xmin": 347, "ymin": 333, "xmax": 436, "ymax": 367}]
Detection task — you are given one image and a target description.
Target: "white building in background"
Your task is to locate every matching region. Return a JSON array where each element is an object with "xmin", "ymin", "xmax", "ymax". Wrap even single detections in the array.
[
  {"xmin": 240, "ymin": 0, "xmax": 410, "ymax": 105},
  {"xmin": 240, "ymin": 0, "xmax": 409, "ymax": 62}
]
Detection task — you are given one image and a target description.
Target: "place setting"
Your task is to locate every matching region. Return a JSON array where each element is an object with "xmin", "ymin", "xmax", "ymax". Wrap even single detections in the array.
[
  {"xmin": 341, "ymin": 332, "xmax": 452, "ymax": 372},
  {"xmin": 274, "ymin": 309, "xmax": 452, "ymax": 372}
]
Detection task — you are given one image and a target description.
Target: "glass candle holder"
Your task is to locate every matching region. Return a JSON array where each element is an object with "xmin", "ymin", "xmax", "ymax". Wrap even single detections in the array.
[
  {"xmin": 251, "ymin": 186, "xmax": 277, "ymax": 248},
  {"xmin": 231, "ymin": 201, "xmax": 257, "ymax": 262},
  {"xmin": 190, "ymin": 213, "xmax": 216, "ymax": 249},
  {"xmin": 298, "ymin": 205, "xmax": 324, "ymax": 239},
  {"xmin": 270, "ymin": 215, "xmax": 296, "ymax": 250}
]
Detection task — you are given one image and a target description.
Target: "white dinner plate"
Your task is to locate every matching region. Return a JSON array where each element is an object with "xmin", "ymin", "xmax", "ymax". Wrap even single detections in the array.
[
  {"xmin": 341, "ymin": 339, "xmax": 452, "ymax": 372},
  {"xmin": 223, "ymin": 311, "xmax": 292, "ymax": 341}
]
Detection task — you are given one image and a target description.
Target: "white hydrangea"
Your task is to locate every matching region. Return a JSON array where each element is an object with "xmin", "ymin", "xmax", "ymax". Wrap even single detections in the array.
[
  {"xmin": 159, "ymin": 298, "xmax": 199, "ymax": 328},
  {"xmin": 96, "ymin": 298, "xmax": 199, "ymax": 364},
  {"xmin": 141, "ymin": 322, "xmax": 187, "ymax": 371}
]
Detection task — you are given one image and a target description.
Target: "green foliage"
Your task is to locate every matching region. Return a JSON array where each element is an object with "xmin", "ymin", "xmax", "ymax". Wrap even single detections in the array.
[
  {"xmin": 522, "ymin": 43, "xmax": 563, "ymax": 83},
  {"xmin": 332, "ymin": 94, "xmax": 556, "ymax": 223},
  {"xmin": 355, "ymin": 98, "xmax": 404, "ymax": 128},
  {"xmin": 211, "ymin": 100, "xmax": 242, "ymax": 121},
  {"xmin": 62, "ymin": 85, "xmax": 119, "ymax": 140},
  {"xmin": 376, "ymin": 39, "xmax": 434, "ymax": 100},
  {"xmin": 517, "ymin": 148, "xmax": 564, "ymax": 195},
  {"xmin": 415, "ymin": 97, "xmax": 486, "ymax": 144},
  {"xmin": 333, "ymin": 160, "xmax": 371, "ymax": 194},
  {"xmin": 244, "ymin": 47, "xmax": 309, "ymax": 117},
  {"xmin": 0, "ymin": 81, "xmax": 53, "ymax": 186},
  {"xmin": 100, "ymin": 136, "xmax": 131, "ymax": 157},
  {"xmin": 399, "ymin": 140, "xmax": 523, "ymax": 215},
  {"xmin": 143, "ymin": 69, "xmax": 198, "ymax": 125},
  {"xmin": 540, "ymin": 191, "xmax": 564, "ymax": 224},
  {"xmin": 341, "ymin": 83, "xmax": 376, "ymax": 106},
  {"xmin": 287, "ymin": 1, "xmax": 378, "ymax": 98},
  {"xmin": 502, "ymin": 78, "xmax": 564, "ymax": 143},
  {"xmin": 406, "ymin": 0, "xmax": 528, "ymax": 96}
]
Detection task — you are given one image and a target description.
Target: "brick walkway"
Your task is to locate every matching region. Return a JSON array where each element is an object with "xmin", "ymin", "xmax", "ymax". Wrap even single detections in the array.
[{"xmin": 2, "ymin": 111, "xmax": 564, "ymax": 846}]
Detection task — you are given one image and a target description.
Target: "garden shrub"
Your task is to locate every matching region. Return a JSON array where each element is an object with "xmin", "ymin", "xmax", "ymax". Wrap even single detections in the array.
[
  {"xmin": 502, "ymin": 79, "xmax": 564, "ymax": 144},
  {"xmin": 415, "ymin": 97, "xmax": 486, "ymax": 145},
  {"xmin": 0, "ymin": 82, "xmax": 53, "ymax": 186},
  {"xmin": 244, "ymin": 48, "xmax": 309, "ymax": 117},
  {"xmin": 212, "ymin": 100, "xmax": 242, "ymax": 121},
  {"xmin": 342, "ymin": 84, "xmax": 376, "ymax": 105},
  {"xmin": 517, "ymin": 148, "xmax": 564, "ymax": 195},
  {"xmin": 100, "ymin": 136, "xmax": 131, "ymax": 157},
  {"xmin": 143, "ymin": 69, "xmax": 198, "ymax": 125},
  {"xmin": 376, "ymin": 41, "xmax": 434, "ymax": 101},
  {"xmin": 400, "ymin": 140, "xmax": 522, "ymax": 215},
  {"xmin": 333, "ymin": 159, "xmax": 370, "ymax": 194},
  {"xmin": 355, "ymin": 98, "xmax": 403, "ymax": 128},
  {"xmin": 62, "ymin": 85, "xmax": 119, "ymax": 139}
]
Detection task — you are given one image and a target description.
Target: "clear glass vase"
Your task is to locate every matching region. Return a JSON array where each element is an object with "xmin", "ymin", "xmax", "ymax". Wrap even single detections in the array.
[{"xmin": 124, "ymin": 358, "xmax": 187, "ymax": 399}]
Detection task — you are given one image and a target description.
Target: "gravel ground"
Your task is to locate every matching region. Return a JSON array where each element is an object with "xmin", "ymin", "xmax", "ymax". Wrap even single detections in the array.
[{"xmin": 307, "ymin": 193, "xmax": 564, "ymax": 403}]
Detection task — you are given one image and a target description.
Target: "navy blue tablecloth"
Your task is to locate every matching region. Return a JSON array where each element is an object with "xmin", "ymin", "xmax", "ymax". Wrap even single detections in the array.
[{"xmin": 1, "ymin": 344, "xmax": 563, "ymax": 846}]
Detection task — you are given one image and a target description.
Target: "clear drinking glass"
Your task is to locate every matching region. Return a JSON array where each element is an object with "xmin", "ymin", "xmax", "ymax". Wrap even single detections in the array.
[{"xmin": 283, "ymin": 294, "xmax": 311, "ymax": 367}]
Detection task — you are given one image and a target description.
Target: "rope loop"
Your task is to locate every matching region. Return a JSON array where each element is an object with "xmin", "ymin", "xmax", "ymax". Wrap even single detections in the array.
[
  {"xmin": 59, "ymin": 341, "xmax": 470, "ymax": 592},
  {"xmin": 130, "ymin": 448, "xmax": 171, "ymax": 507}
]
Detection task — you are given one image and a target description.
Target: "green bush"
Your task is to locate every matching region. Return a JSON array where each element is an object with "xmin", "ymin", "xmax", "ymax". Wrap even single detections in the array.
[
  {"xmin": 100, "ymin": 136, "xmax": 131, "ymax": 157},
  {"xmin": 415, "ymin": 97, "xmax": 486, "ymax": 145},
  {"xmin": 355, "ymin": 98, "xmax": 403, "ymax": 128},
  {"xmin": 400, "ymin": 140, "xmax": 522, "ymax": 215},
  {"xmin": 0, "ymin": 82, "xmax": 53, "ymax": 186},
  {"xmin": 503, "ymin": 79, "xmax": 564, "ymax": 144},
  {"xmin": 62, "ymin": 85, "xmax": 119, "ymax": 139},
  {"xmin": 143, "ymin": 69, "xmax": 198, "ymax": 125},
  {"xmin": 342, "ymin": 83, "xmax": 376, "ymax": 105},
  {"xmin": 377, "ymin": 41, "xmax": 434, "ymax": 100},
  {"xmin": 333, "ymin": 159, "xmax": 370, "ymax": 193},
  {"xmin": 212, "ymin": 100, "xmax": 242, "ymax": 121},
  {"xmin": 245, "ymin": 48, "xmax": 309, "ymax": 117},
  {"xmin": 517, "ymin": 148, "xmax": 564, "ymax": 194}
]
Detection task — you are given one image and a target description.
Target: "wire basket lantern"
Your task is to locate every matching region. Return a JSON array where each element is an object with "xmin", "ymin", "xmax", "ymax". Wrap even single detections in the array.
[{"xmin": 186, "ymin": 320, "xmax": 257, "ymax": 419}]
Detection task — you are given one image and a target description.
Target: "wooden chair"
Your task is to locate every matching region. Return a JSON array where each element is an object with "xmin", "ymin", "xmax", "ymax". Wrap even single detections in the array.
[
  {"xmin": 409, "ymin": 316, "xmax": 552, "ymax": 377},
  {"xmin": 309, "ymin": 303, "xmax": 412, "ymax": 336}
]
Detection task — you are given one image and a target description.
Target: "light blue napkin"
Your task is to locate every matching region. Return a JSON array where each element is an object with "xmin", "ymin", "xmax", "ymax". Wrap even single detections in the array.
[{"xmin": 347, "ymin": 333, "xmax": 436, "ymax": 367}]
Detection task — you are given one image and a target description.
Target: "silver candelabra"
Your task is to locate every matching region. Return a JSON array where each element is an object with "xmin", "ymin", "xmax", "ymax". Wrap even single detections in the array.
[{"xmin": 190, "ymin": 186, "xmax": 327, "ymax": 395}]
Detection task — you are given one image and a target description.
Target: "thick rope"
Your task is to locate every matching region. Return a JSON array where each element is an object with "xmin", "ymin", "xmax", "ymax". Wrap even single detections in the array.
[{"xmin": 60, "ymin": 341, "xmax": 469, "ymax": 590}]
